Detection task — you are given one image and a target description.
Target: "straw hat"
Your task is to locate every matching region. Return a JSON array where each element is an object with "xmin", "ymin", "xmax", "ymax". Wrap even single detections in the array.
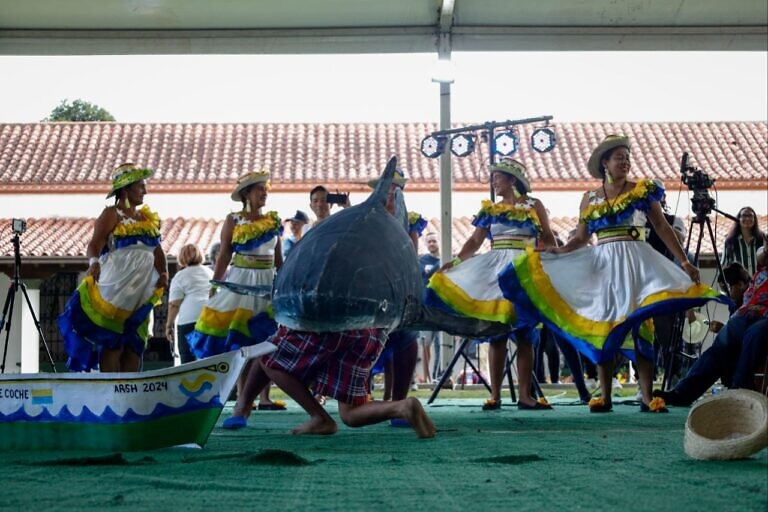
[
  {"xmin": 587, "ymin": 135, "xmax": 631, "ymax": 179},
  {"xmin": 684, "ymin": 389, "xmax": 768, "ymax": 460},
  {"xmin": 489, "ymin": 158, "xmax": 531, "ymax": 193},
  {"xmin": 368, "ymin": 168, "xmax": 408, "ymax": 189},
  {"xmin": 231, "ymin": 170, "xmax": 270, "ymax": 202},
  {"xmin": 105, "ymin": 162, "xmax": 154, "ymax": 198},
  {"xmin": 681, "ymin": 312, "xmax": 708, "ymax": 345}
]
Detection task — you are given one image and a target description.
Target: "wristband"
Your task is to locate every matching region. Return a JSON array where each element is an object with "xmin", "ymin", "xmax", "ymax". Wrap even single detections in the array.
[
  {"xmin": 88, "ymin": 257, "xmax": 99, "ymax": 266},
  {"xmin": 452, "ymin": 258, "xmax": 462, "ymax": 268}
]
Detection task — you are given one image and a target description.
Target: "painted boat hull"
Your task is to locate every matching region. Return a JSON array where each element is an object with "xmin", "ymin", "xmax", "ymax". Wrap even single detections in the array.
[{"xmin": 0, "ymin": 342, "xmax": 275, "ymax": 451}]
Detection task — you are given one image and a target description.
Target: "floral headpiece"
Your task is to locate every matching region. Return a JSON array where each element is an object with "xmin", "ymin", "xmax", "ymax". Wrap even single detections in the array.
[{"xmin": 106, "ymin": 163, "xmax": 154, "ymax": 198}]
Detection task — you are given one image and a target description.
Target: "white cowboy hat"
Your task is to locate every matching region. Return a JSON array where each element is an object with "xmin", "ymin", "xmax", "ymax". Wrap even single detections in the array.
[
  {"xmin": 230, "ymin": 170, "xmax": 270, "ymax": 202},
  {"xmin": 587, "ymin": 135, "xmax": 631, "ymax": 180}
]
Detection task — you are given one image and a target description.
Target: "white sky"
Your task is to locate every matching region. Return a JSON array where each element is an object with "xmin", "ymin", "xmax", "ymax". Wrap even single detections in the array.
[{"xmin": 1, "ymin": 51, "xmax": 767, "ymax": 123}]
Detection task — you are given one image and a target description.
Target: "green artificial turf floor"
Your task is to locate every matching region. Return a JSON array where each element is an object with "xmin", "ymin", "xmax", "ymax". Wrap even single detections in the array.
[{"xmin": 2, "ymin": 393, "xmax": 766, "ymax": 511}]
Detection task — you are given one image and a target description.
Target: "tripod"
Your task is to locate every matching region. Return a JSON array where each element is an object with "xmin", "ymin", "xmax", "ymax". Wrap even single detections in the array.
[
  {"xmin": 0, "ymin": 231, "xmax": 57, "ymax": 374},
  {"xmin": 660, "ymin": 204, "xmax": 735, "ymax": 391}
]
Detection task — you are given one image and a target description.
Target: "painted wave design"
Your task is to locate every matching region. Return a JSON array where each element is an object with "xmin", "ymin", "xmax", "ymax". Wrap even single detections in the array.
[
  {"xmin": 179, "ymin": 380, "xmax": 213, "ymax": 399},
  {"xmin": 0, "ymin": 395, "xmax": 224, "ymax": 425},
  {"xmin": 179, "ymin": 373, "xmax": 216, "ymax": 398}
]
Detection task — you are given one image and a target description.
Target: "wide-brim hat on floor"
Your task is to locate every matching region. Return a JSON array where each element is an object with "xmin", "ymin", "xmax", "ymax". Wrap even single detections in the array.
[
  {"xmin": 587, "ymin": 135, "xmax": 631, "ymax": 179},
  {"xmin": 286, "ymin": 210, "xmax": 310, "ymax": 223},
  {"xmin": 368, "ymin": 168, "xmax": 408, "ymax": 189},
  {"xmin": 489, "ymin": 158, "xmax": 531, "ymax": 193},
  {"xmin": 231, "ymin": 170, "xmax": 270, "ymax": 202},
  {"xmin": 106, "ymin": 162, "xmax": 154, "ymax": 198},
  {"xmin": 684, "ymin": 389, "xmax": 768, "ymax": 460}
]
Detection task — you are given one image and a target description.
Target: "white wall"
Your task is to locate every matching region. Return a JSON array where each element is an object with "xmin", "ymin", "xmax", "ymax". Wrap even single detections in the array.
[{"xmin": 0, "ymin": 274, "xmax": 40, "ymax": 374}]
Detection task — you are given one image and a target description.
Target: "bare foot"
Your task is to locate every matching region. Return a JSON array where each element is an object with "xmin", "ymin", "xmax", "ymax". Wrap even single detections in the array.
[
  {"xmin": 400, "ymin": 397, "xmax": 437, "ymax": 439},
  {"xmin": 291, "ymin": 415, "xmax": 338, "ymax": 436}
]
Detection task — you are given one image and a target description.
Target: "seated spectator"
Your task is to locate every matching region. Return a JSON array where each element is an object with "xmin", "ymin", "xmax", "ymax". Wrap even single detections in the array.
[{"xmin": 654, "ymin": 245, "xmax": 767, "ymax": 406}]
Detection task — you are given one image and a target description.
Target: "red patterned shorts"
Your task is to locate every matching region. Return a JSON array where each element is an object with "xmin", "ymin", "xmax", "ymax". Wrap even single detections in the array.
[{"xmin": 262, "ymin": 326, "xmax": 387, "ymax": 405}]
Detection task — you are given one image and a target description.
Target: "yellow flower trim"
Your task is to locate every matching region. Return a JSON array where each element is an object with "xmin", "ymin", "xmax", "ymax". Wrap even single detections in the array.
[
  {"xmin": 478, "ymin": 200, "xmax": 542, "ymax": 233},
  {"xmin": 515, "ymin": 247, "xmax": 718, "ymax": 348},
  {"xmin": 408, "ymin": 211, "xmax": 422, "ymax": 224},
  {"xmin": 428, "ymin": 271, "xmax": 516, "ymax": 324},
  {"xmin": 112, "ymin": 205, "xmax": 161, "ymax": 238},
  {"xmin": 648, "ymin": 397, "xmax": 667, "ymax": 412},
  {"xmin": 232, "ymin": 211, "xmax": 281, "ymax": 245},
  {"xmin": 580, "ymin": 180, "xmax": 657, "ymax": 224}
]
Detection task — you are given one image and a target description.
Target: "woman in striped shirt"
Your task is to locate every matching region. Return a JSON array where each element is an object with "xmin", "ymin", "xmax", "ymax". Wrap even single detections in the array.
[{"xmin": 722, "ymin": 206, "xmax": 766, "ymax": 276}]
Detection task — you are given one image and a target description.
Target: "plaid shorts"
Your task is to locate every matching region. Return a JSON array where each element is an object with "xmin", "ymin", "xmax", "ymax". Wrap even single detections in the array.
[{"xmin": 262, "ymin": 326, "xmax": 387, "ymax": 405}]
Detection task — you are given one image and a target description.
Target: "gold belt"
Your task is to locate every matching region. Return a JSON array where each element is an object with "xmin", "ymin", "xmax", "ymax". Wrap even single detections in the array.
[
  {"xmin": 491, "ymin": 236, "xmax": 536, "ymax": 250},
  {"xmin": 233, "ymin": 253, "xmax": 274, "ymax": 269},
  {"xmin": 596, "ymin": 226, "xmax": 646, "ymax": 245}
]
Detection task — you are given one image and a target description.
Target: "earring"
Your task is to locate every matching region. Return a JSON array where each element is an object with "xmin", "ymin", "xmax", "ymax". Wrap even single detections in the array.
[
  {"xmin": 513, "ymin": 188, "xmax": 522, "ymax": 198},
  {"xmin": 124, "ymin": 197, "xmax": 131, "ymax": 209},
  {"xmin": 245, "ymin": 202, "xmax": 252, "ymax": 213},
  {"xmin": 606, "ymin": 172, "xmax": 615, "ymax": 185}
]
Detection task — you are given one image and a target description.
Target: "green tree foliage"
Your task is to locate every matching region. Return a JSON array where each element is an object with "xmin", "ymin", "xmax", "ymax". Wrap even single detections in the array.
[{"xmin": 45, "ymin": 99, "xmax": 116, "ymax": 122}]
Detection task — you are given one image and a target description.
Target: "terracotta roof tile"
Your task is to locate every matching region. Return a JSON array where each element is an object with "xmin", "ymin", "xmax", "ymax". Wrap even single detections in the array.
[
  {"xmin": 3, "ymin": 215, "xmax": 762, "ymax": 260},
  {"xmin": 1, "ymin": 122, "xmax": 765, "ymax": 193}
]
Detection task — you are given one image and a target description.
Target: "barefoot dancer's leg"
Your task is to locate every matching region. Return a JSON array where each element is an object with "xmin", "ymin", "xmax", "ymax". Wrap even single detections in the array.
[
  {"xmin": 262, "ymin": 361, "xmax": 337, "ymax": 435},
  {"xmin": 231, "ymin": 359, "xmax": 272, "ymax": 418},
  {"xmin": 337, "ymin": 397, "xmax": 436, "ymax": 438}
]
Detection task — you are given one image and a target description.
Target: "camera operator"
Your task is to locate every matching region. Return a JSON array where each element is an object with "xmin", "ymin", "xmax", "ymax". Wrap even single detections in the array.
[{"xmin": 305, "ymin": 185, "xmax": 350, "ymax": 233}]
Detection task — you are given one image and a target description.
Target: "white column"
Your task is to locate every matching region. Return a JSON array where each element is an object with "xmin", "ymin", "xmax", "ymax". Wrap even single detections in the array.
[{"xmin": 438, "ymin": 80, "xmax": 454, "ymax": 376}]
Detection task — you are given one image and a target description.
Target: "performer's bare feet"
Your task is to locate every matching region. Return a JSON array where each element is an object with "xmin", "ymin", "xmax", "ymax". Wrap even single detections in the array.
[
  {"xmin": 401, "ymin": 397, "xmax": 437, "ymax": 438},
  {"xmin": 292, "ymin": 415, "xmax": 338, "ymax": 436}
]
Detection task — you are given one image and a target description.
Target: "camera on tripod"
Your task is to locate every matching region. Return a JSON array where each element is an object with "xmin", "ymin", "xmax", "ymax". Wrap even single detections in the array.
[
  {"xmin": 11, "ymin": 218, "xmax": 26, "ymax": 235},
  {"xmin": 679, "ymin": 152, "xmax": 716, "ymax": 217}
]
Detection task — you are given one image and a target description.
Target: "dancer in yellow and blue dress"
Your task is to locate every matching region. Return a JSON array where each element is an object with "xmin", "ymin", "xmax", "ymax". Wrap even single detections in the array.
[
  {"xmin": 187, "ymin": 170, "xmax": 284, "ymax": 406},
  {"xmin": 58, "ymin": 163, "xmax": 168, "ymax": 372},
  {"xmin": 498, "ymin": 135, "xmax": 731, "ymax": 413},
  {"xmin": 426, "ymin": 159, "xmax": 557, "ymax": 410}
]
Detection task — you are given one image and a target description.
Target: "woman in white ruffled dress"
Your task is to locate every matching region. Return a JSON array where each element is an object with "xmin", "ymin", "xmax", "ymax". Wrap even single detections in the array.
[
  {"xmin": 427, "ymin": 159, "xmax": 557, "ymax": 410},
  {"xmin": 499, "ymin": 135, "xmax": 730, "ymax": 413},
  {"xmin": 58, "ymin": 163, "xmax": 168, "ymax": 372},
  {"xmin": 187, "ymin": 170, "xmax": 284, "ymax": 409}
]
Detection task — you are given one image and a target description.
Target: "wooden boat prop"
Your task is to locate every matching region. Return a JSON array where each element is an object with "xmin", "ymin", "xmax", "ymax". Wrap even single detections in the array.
[{"xmin": 0, "ymin": 342, "xmax": 275, "ymax": 451}]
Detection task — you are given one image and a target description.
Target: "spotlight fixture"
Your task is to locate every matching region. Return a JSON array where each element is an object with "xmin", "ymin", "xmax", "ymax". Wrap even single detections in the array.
[
  {"xmin": 450, "ymin": 134, "xmax": 476, "ymax": 157},
  {"xmin": 420, "ymin": 135, "xmax": 447, "ymax": 158},
  {"xmin": 494, "ymin": 131, "xmax": 519, "ymax": 156},
  {"xmin": 531, "ymin": 127, "xmax": 557, "ymax": 153}
]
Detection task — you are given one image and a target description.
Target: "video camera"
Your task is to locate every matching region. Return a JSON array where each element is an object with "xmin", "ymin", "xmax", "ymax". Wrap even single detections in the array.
[
  {"xmin": 679, "ymin": 152, "xmax": 716, "ymax": 218},
  {"xmin": 11, "ymin": 218, "xmax": 26, "ymax": 235}
]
